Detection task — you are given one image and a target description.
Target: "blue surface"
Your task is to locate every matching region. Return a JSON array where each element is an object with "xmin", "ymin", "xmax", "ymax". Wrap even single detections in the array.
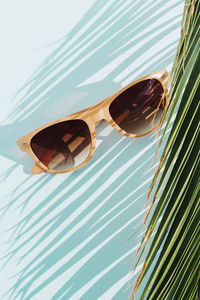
[{"xmin": 0, "ymin": 1, "xmax": 184, "ymax": 299}]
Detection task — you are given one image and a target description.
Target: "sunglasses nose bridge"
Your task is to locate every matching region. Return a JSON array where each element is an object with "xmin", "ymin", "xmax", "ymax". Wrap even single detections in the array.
[{"xmin": 90, "ymin": 108, "xmax": 105, "ymax": 124}]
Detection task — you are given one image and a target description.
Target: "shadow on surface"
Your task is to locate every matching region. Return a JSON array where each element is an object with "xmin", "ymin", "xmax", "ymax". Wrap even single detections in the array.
[{"xmin": 0, "ymin": 0, "xmax": 183, "ymax": 299}]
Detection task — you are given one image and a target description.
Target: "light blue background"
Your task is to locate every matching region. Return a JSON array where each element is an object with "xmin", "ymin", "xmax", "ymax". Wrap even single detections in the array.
[{"xmin": 0, "ymin": 1, "xmax": 184, "ymax": 299}]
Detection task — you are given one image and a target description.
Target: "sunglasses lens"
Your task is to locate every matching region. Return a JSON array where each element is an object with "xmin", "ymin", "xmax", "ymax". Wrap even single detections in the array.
[
  {"xmin": 30, "ymin": 119, "xmax": 91, "ymax": 171},
  {"xmin": 109, "ymin": 79, "xmax": 165, "ymax": 135}
]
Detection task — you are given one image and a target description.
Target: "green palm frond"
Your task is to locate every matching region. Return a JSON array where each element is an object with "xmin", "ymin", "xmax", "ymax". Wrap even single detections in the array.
[{"xmin": 132, "ymin": 1, "xmax": 200, "ymax": 299}]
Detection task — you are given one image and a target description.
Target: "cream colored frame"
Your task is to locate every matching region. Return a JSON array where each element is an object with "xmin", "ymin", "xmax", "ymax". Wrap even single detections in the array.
[{"xmin": 17, "ymin": 69, "xmax": 169, "ymax": 174}]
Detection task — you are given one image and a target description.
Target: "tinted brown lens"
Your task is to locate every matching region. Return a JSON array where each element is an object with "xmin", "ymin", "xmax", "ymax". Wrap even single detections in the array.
[
  {"xmin": 31, "ymin": 120, "xmax": 91, "ymax": 171},
  {"xmin": 109, "ymin": 79, "xmax": 165, "ymax": 135}
]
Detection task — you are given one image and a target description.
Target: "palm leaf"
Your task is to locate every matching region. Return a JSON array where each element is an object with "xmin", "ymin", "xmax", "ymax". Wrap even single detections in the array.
[{"xmin": 131, "ymin": 1, "xmax": 200, "ymax": 299}]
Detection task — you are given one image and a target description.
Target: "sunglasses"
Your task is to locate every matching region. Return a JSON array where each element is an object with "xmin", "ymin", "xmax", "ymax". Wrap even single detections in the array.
[{"xmin": 17, "ymin": 70, "xmax": 169, "ymax": 174}]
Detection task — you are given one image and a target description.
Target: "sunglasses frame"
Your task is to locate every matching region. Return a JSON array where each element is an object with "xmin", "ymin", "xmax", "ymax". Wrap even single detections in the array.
[{"xmin": 17, "ymin": 69, "xmax": 169, "ymax": 174}]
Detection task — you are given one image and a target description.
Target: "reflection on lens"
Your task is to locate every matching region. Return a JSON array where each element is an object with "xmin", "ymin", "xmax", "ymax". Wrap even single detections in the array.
[
  {"xmin": 31, "ymin": 120, "xmax": 91, "ymax": 171},
  {"xmin": 109, "ymin": 79, "xmax": 165, "ymax": 135}
]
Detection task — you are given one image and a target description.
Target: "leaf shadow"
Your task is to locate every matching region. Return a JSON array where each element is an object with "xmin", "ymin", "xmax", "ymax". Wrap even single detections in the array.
[{"xmin": 0, "ymin": 0, "xmax": 183, "ymax": 299}]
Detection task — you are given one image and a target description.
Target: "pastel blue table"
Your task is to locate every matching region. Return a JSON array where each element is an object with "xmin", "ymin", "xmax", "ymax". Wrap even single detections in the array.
[{"xmin": 0, "ymin": 1, "xmax": 184, "ymax": 299}]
